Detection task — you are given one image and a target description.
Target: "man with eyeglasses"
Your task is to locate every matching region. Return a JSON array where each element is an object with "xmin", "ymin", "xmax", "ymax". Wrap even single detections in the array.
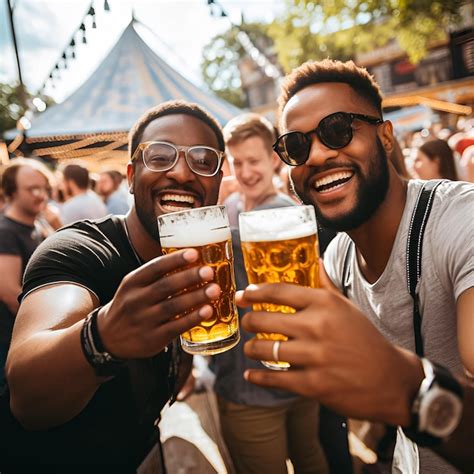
[
  {"xmin": 239, "ymin": 59, "xmax": 474, "ymax": 473},
  {"xmin": 0, "ymin": 158, "xmax": 52, "ymax": 390},
  {"xmin": 1, "ymin": 101, "xmax": 226, "ymax": 472}
]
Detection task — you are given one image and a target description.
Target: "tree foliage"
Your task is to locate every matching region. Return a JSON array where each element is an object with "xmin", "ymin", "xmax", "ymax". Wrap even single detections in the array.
[
  {"xmin": 0, "ymin": 83, "xmax": 54, "ymax": 136},
  {"xmin": 201, "ymin": 22, "xmax": 272, "ymax": 108},
  {"xmin": 269, "ymin": 0, "xmax": 466, "ymax": 72}
]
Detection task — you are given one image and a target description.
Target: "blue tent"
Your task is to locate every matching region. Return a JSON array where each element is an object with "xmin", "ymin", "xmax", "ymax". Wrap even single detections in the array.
[{"xmin": 7, "ymin": 20, "xmax": 240, "ymax": 165}]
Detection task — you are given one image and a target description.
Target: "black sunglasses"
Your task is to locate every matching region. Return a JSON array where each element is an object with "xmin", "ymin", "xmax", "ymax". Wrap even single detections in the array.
[{"xmin": 273, "ymin": 111, "xmax": 383, "ymax": 166}]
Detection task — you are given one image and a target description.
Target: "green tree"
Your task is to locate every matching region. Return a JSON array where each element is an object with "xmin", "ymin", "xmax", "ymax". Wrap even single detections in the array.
[
  {"xmin": 0, "ymin": 83, "xmax": 54, "ymax": 136},
  {"xmin": 201, "ymin": 22, "xmax": 272, "ymax": 108},
  {"xmin": 269, "ymin": 0, "xmax": 466, "ymax": 72}
]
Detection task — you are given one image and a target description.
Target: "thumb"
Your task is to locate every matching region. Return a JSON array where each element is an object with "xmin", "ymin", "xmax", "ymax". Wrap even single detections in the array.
[{"xmin": 319, "ymin": 258, "xmax": 340, "ymax": 294}]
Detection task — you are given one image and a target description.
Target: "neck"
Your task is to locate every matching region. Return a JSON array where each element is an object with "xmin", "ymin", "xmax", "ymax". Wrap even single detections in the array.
[
  {"xmin": 347, "ymin": 173, "xmax": 408, "ymax": 283},
  {"xmin": 125, "ymin": 207, "xmax": 162, "ymax": 263},
  {"xmin": 5, "ymin": 204, "xmax": 37, "ymax": 226},
  {"xmin": 242, "ymin": 187, "xmax": 277, "ymax": 212}
]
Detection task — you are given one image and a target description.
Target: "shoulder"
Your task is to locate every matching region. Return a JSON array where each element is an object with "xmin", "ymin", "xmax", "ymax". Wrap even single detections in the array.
[
  {"xmin": 22, "ymin": 216, "xmax": 129, "ymax": 300},
  {"xmin": 0, "ymin": 216, "xmax": 28, "ymax": 251},
  {"xmin": 273, "ymin": 193, "xmax": 297, "ymax": 207},
  {"xmin": 224, "ymin": 192, "xmax": 241, "ymax": 207}
]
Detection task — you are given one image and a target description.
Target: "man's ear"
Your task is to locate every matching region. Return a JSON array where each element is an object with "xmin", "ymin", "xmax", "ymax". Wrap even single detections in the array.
[
  {"xmin": 126, "ymin": 162, "xmax": 134, "ymax": 194},
  {"xmin": 378, "ymin": 120, "xmax": 395, "ymax": 155}
]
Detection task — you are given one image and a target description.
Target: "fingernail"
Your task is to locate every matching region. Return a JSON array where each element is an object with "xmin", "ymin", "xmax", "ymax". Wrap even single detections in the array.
[
  {"xmin": 199, "ymin": 266, "xmax": 213, "ymax": 281},
  {"xmin": 243, "ymin": 370, "xmax": 250, "ymax": 381},
  {"xmin": 183, "ymin": 249, "xmax": 198, "ymax": 262},
  {"xmin": 205, "ymin": 284, "xmax": 221, "ymax": 299},
  {"xmin": 246, "ymin": 284, "xmax": 258, "ymax": 291},
  {"xmin": 198, "ymin": 305, "xmax": 213, "ymax": 319}
]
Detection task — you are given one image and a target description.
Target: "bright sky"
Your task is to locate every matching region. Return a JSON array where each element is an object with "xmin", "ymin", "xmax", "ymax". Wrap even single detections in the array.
[{"xmin": 0, "ymin": 0, "xmax": 285, "ymax": 103}]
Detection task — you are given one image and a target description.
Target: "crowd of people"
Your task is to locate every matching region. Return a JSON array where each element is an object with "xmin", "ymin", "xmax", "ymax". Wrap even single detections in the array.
[{"xmin": 0, "ymin": 58, "xmax": 472, "ymax": 473}]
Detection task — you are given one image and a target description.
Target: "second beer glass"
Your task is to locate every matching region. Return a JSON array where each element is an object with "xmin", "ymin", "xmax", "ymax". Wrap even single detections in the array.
[
  {"xmin": 239, "ymin": 205, "xmax": 319, "ymax": 369},
  {"xmin": 158, "ymin": 205, "xmax": 240, "ymax": 355}
]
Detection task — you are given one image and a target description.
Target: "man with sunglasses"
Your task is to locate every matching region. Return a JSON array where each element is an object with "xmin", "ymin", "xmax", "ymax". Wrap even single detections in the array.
[
  {"xmin": 1, "ymin": 100, "xmax": 225, "ymax": 471},
  {"xmin": 240, "ymin": 59, "xmax": 474, "ymax": 473}
]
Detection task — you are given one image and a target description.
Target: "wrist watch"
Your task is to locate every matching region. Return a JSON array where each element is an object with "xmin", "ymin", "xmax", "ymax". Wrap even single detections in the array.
[
  {"xmin": 403, "ymin": 358, "xmax": 463, "ymax": 446},
  {"xmin": 81, "ymin": 306, "xmax": 126, "ymax": 377}
]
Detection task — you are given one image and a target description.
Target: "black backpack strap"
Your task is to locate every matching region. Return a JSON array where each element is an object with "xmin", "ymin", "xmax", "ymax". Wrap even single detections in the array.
[
  {"xmin": 406, "ymin": 180, "xmax": 444, "ymax": 357},
  {"xmin": 342, "ymin": 240, "xmax": 354, "ymax": 297}
]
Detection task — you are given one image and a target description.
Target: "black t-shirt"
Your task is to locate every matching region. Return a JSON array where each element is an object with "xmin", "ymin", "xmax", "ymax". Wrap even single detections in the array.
[
  {"xmin": 0, "ymin": 215, "xmax": 43, "ymax": 345},
  {"xmin": 0, "ymin": 216, "xmax": 173, "ymax": 472}
]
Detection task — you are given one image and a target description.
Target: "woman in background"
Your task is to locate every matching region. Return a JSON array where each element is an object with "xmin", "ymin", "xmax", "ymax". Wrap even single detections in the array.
[{"xmin": 414, "ymin": 139, "xmax": 458, "ymax": 181}]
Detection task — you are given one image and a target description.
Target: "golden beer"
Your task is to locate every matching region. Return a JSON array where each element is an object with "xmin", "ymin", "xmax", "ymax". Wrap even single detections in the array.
[
  {"xmin": 159, "ymin": 206, "xmax": 239, "ymax": 355},
  {"xmin": 239, "ymin": 206, "xmax": 319, "ymax": 369}
]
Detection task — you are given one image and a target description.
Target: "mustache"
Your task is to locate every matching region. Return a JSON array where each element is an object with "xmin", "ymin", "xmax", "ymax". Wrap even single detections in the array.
[{"xmin": 302, "ymin": 162, "xmax": 359, "ymax": 182}]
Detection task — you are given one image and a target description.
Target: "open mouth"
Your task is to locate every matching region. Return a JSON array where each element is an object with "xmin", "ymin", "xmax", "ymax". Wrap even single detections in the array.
[
  {"xmin": 158, "ymin": 193, "xmax": 199, "ymax": 212},
  {"xmin": 314, "ymin": 171, "xmax": 354, "ymax": 193}
]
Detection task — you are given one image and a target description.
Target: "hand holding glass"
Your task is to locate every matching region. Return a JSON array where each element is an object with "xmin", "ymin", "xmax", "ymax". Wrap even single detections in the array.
[
  {"xmin": 158, "ymin": 205, "xmax": 240, "ymax": 355},
  {"xmin": 239, "ymin": 205, "xmax": 319, "ymax": 369}
]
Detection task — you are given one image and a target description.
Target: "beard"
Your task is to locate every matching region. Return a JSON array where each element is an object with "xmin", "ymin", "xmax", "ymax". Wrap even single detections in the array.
[
  {"xmin": 292, "ymin": 138, "xmax": 390, "ymax": 232},
  {"xmin": 136, "ymin": 203, "xmax": 160, "ymax": 241}
]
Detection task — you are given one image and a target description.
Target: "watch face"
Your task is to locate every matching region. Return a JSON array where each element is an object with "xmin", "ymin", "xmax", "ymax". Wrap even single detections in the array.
[{"xmin": 419, "ymin": 387, "xmax": 463, "ymax": 438}]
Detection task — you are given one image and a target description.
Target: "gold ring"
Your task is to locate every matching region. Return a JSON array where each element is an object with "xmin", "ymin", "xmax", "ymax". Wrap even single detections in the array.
[{"xmin": 272, "ymin": 340, "xmax": 281, "ymax": 362}]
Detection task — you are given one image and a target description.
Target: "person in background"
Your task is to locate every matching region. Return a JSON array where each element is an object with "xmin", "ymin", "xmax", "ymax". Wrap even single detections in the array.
[
  {"xmin": 414, "ymin": 139, "xmax": 458, "ymax": 181},
  {"xmin": 0, "ymin": 158, "xmax": 52, "ymax": 389},
  {"xmin": 60, "ymin": 163, "xmax": 108, "ymax": 225},
  {"xmin": 212, "ymin": 112, "xmax": 328, "ymax": 474},
  {"xmin": 97, "ymin": 170, "xmax": 130, "ymax": 215}
]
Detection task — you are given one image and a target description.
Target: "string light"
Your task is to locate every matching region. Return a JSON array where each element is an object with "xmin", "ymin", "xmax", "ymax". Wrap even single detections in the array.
[{"xmin": 40, "ymin": 1, "xmax": 113, "ymax": 94}]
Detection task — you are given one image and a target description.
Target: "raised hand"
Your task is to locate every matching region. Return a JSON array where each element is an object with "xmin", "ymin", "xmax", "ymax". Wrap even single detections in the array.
[
  {"xmin": 239, "ymin": 277, "xmax": 423, "ymax": 427},
  {"xmin": 98, "ymin": 248, "xmax": 220, "ymax": 359}
]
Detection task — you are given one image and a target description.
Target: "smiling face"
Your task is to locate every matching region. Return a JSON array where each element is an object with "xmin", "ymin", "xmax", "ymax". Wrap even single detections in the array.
[
  {"xmin": 128, "ymin": 113, "xmax": 223, "ymax": 240},
  {"xmin": 228, "ymin": 135, "xmax": 277, "ymax": 202},
  {"xmin": 283, "ymin": 82, "xmax": 390, "ymax": 231}
]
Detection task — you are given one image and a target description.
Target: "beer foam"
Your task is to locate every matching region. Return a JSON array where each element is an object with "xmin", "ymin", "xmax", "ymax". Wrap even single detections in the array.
[
  {"xmin": 239, "ymin": 206, "xmax": 317, "ymax": 242},
  {"xmin": 159, "ymin": 205, "xmax": 231, "ymax": 248}
]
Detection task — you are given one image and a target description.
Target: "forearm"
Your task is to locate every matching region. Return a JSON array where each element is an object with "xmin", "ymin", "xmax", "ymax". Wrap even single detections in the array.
[
  {"xmin": 435, "ymin": 377, "xmax": 474, "ymax": 472},
  {"xmin": 6, "ymin": 320, "xmax": 103, "ymax": 430}
]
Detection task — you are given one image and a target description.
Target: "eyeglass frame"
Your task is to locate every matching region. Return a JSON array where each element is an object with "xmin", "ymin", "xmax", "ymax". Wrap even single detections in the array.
[
  {"xmin": 273, "ymin": 112, "xmax": 384, "ymax": 167},
  {"xmin": 131, "ymin": 141, "xmax": 225, "ymax": 177}
]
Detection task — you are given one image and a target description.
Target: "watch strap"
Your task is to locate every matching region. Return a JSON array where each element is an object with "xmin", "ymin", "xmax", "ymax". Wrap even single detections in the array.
[
  {"xmin": 403, "ymin": 358, "xmax": 463, "ymax": 447},
  {"xmin": 81, "ymin": 306, "xmax": 126, "ymax": 377}
]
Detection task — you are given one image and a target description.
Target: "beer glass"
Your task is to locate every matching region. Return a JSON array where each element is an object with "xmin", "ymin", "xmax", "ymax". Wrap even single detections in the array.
[
  {"xmin": 158, "ymin": 205, "xmax": 240, "ymax": 355},
  {"xmin": 239, "ymin": 206, "xmax": 319, "ymax": 369}
]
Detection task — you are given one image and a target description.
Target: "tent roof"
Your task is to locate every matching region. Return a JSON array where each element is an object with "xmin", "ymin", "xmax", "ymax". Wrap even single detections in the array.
[{"xmin": 19, "ymin": 21, "xmax": 241, "ymax": 139}]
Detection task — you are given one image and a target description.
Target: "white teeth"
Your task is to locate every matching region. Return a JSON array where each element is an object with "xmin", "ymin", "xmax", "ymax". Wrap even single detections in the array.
[
  {"xmin": 315, "ymin": 171, "xmax": 353, "ymax": 189},
  {"xmin": 161, "ymin": 204, "xmax": 191, "ymax": 212},
  {"xmin": 161, "ymin": 193, "xmax": 195, "ymax": 204}
]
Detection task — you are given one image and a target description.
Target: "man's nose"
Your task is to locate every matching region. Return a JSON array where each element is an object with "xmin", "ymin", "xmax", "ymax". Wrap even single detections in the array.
[
  {"xmin": 165, "ymin": 152, "xmax": 195, "ymax": 183},
  {"xmin": 240, "ymin": 162, "xmax": 252, "ymax": 179},
  {"xmin": 305, "ymin": 135, "xmax": 339, "ymax": 167}
]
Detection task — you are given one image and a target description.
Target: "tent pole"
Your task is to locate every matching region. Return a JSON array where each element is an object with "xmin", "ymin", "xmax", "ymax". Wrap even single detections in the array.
[{"xmin": 6, "ymin": 0, "xmax": 28, "ymax": 110}]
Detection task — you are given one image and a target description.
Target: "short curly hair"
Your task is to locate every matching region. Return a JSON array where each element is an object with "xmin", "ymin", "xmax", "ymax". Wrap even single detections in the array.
[
  {"xmin": 128, "ymin": 100, "xmax": 225, "ymax": 159},
  {"xmin": 279, "ymin": 59, "xmax": 383, "ymax": 119}
]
